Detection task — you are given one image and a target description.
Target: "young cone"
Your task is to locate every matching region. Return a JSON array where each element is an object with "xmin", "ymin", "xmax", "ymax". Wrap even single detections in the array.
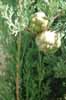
[
  {"xmin": 30, "ymin": 11, "xmax": 48, "ymax": 34},
  {"xmin": 35, "ymin": 30, "xmax": 61, "ymax": 54}
]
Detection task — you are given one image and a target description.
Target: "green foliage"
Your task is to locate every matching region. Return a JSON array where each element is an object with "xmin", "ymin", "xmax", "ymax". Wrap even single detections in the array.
[{"xmin": 0, "ymin": 0, "xmax": 66, "ymax": 100}]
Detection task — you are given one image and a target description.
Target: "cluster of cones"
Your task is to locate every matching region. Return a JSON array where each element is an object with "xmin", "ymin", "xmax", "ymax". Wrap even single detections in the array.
[{"xmin": 30, "ymin": 11, "xmax": 61, "ymax": 54}]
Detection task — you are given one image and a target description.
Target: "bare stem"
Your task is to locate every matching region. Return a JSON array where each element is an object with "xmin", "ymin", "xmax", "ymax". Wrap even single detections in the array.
[
  {"xmin": 16, "ymin": 32, "xmax": 21, "ymax": 100},
  {"xmin": 15, "ymin": 0, "xmax": 23, "ymax": 100}
]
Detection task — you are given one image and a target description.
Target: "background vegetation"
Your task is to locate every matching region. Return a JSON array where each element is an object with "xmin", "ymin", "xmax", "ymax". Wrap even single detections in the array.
[{"xmin": 0, "ymin": 0, "xmax": 66, "ymax": 100}]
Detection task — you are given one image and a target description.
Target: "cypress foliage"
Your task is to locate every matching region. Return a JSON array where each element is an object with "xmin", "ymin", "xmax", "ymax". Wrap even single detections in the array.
[{"xmin": 0, "ymin": 0, "xmax": 66, "ymax": 100}]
